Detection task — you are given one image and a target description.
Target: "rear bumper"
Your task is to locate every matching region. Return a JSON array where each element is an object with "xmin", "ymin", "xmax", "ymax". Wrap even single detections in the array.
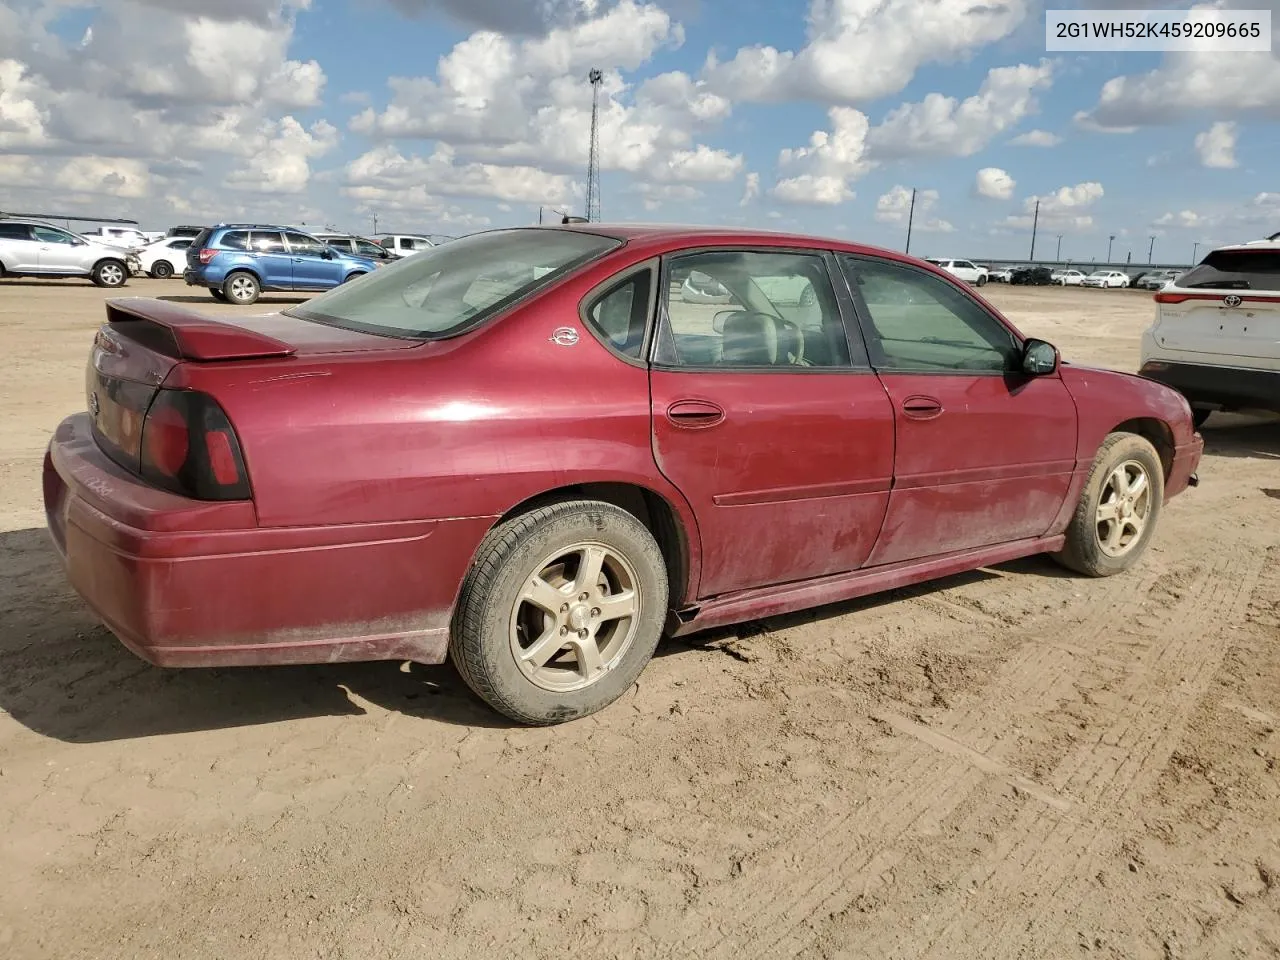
[
  {"xmin": 43, "ymin": 413, "xmax": 495, "ymax": 668},
  {"xmin": 1139, "ymin": 360, "xmax": 1280, "ymax": 415}
]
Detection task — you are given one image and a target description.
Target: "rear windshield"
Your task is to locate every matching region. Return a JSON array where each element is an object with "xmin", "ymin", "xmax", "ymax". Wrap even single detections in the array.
[
  {"xmin": 285, "ymin": 228, "xmax": 621, "ymax": 339},
  {"xmin": 1179, "ymin": 249, "xmax": 1280, "ymax": 291}
]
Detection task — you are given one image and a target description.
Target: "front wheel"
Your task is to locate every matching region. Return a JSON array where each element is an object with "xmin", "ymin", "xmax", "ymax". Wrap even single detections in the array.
[
  {"xmin": 1052, "ymin": 432, "xmax": 1164, "ymax": 577},
  {"xmin": 450, "ymin": 500, "xmax": 669, "ymax": 725},
  {"xmin": 92, "ymin": 260, "xmax": 128, "ymax": 288},
  {"xmin": 976, "ymin": 274, "xmax": 987, "ymax": 286},
  {"xmin": 223, "ymin": 271, "xmax": 260, "ymax": 305}
]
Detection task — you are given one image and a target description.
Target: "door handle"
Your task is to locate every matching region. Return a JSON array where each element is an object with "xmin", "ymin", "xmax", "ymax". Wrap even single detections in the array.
[
  {"xmin": 901, "ymin": 395, "xmax": 943, "ymax": 420},
  {"xmin": 666, "ymin": 399, "xmax": 725, "ymax": 427}
]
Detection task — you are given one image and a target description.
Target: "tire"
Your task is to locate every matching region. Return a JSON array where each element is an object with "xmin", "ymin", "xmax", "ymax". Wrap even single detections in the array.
[
  {"xmin": 450, "ymin": 500, "xmax": 669, "ymax": 725},
  {"xmin": 341, "ymin": 271, "xmax": 366, "ymax": 284},
  {"xmin": 1051, "ymin": 432, "xmax": 1165, "ymax": 578},
  {"xmin": 91, "ymin": 259, "xmax": 128, "ymax": 288},
  {"xmin": 976, "ymin": 274, "xmax": 987, "ymax": 286},
  {"xmin": 223, "ymin": 271, "xmax": 260, "ymax": 305},
  {"xmin": 150, "ymin": 260, "xmax": 174, "ymax": 279},
  {"xmin": 210, "ymin": 289, "xmax": 227, "ymax": 302}
]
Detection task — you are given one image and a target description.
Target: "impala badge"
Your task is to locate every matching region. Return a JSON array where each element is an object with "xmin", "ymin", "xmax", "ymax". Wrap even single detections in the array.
[
  {"xmin": 549, "ymin": 326, "xmax": 579, "ymax": 346},
  {"xmin": 1223, "ymin": 295, "xmax": 1242, "ymax": 308}
]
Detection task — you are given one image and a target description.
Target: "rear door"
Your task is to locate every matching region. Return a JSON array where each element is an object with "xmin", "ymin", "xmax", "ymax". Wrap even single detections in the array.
[
  {"xmin": 247, "ymin": 230, "xmax": 292, "ymax": 288},
  {"xmin": 0, "ymin": 222, "xmax": 40, "ymax": 271},
  {"xmin": 649, "ymin": 246, "xmax": 895, "ymax": 598},
  {"xmin": 1155, "ymin": 249, "xmax": 1280, "ymax": 362},
  {"xmin": 839, "ymin": 254, "xmax": 1077, "ymax": 566},
  {"xmin": 284, "ymin": 231, "xmax": 343, "ymax": 289}
]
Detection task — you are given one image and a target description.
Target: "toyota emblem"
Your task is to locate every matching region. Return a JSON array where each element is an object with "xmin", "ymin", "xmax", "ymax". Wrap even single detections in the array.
[{"xmin": 1223, "ymin": 295, "xmax": 1242, "ymax": 308}]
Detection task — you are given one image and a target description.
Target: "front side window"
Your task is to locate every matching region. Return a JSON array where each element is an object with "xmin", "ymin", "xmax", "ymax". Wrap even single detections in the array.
[
  {"xmin": 656, "ymin": 250, "xmax": 853, "ymax": 369},
  {"xmin": 285, "ymin": 228, "xmax": 621, "ymax": 339},
  {"xmin": 33, "ymin": 227, "xmax": 75, "ymax": 244},
  {"xmin": 844, "ymin": 256, "xmax": 1019, "ymax": 373},
  {"xmin": 285, "ymin": 232, "xmax": 325, "ymax": 256},
  {"xmin": 355, "ymin": 239, "xmax": 385, "ymax": 258}
]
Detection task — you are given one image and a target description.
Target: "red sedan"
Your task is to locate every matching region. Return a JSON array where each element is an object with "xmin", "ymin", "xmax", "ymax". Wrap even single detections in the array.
[{"xmin": 43, "ymin": 224, "xmax": 1203, "ymax": 724}]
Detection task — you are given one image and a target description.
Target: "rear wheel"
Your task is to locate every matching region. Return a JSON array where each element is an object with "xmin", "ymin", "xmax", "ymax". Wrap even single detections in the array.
[
  {"xmin": 92, "ymin": 260, "xmax": 127, "ymax": 288},
  {"xmin": 450, "ymin": 500, "xmax": 669, "ymax": 725},
  {"xmin": 976, "ymin": 274, "xmax": 987, "ymax": 286},
  {"xmin": 1052, "ymin": 432, "xmax": 1164, "ymax": 577},
  {"xmin": 223, "ymin": 271, "xmax": 260, "ymax": 305},
  {"xmin": 150, "ymin": 260, "xmax": 174, "ymax": 279}
]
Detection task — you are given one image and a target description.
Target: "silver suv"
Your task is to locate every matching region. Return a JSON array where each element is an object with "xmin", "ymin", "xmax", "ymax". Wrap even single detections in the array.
[{"xmin": 0, "ymin": 218, "xmax": 139, "ymax": 287}]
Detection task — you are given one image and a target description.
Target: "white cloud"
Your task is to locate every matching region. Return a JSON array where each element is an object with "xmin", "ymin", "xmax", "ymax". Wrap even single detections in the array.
[
  {"xmin": 343, "ymin": 144, "xmax": 573, "ymax": 204},
  {"xmin": 703, "ymin": 0, "xmax": 1031, "ymax": 104},
  {"xmin": 632, "ymin": 182, "xmax": 701, "ymax": 211},
  {"xmin": 1153, "ymin": 210, "xmax": 1207, "ymax": 230},
  {"xmin": 975, "ymin": 167, "xmax": 1015, "ymax": 200},
  {"xmin": 223, "ymin": 117, "xmax": 338, "ymax": 193},
  {"xmin": 772, "ymin": 175, "xmax": 855, "ymax": 206},
  {"xmin": 1194, "ymin": 121, "xmax": 1238, "ymax": 169},
  {"xmin": 740, "ymin": 171, "xmax": 760, "ymax": 206},
  {"xmin": 866, "ymin": 60, "xmax": 1054, "ymax": 159},
  {"xmin": 0, "ymin": 153, "xmax": 151, "ymax": 199},
  {"xmin": 875, "ymin": 185, "xmax": 954, "ymax": 233},
  {"xmin": 1001, "ymin": 181, "xmax": 1105, "ymax": 231},
  {"xmin": 1008, "ymin": 129, "xmax": 1061, "ymax": 147}
]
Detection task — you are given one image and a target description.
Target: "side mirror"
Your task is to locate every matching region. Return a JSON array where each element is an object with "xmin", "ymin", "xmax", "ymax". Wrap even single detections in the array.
[{"xmin": 1021, "ymin": 338, "xmax": 1059, "ymax": 376}]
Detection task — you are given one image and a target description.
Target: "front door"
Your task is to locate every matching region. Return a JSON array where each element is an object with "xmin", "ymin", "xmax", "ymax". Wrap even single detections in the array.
[
  {"xmin": 649, "ymin": 247, "xmax": 896, "ymax": 599},
  {"xmin": 34, "ymin": 225, "xmax": 87, "ymax": 275},
  {"xmin": 839, "ymin": 254, "xmax": 1077, "ymax": 566},
  {"xmin": 285, "ymin": 232, "xmax": 344, "ymax": 289},
  {"xmin": 0, "ymin": 222, "xmax": 40, "ymax": 272},
  {"xmin": 247, "ymin": 230, "xmax": 293, "ymax": 288}
]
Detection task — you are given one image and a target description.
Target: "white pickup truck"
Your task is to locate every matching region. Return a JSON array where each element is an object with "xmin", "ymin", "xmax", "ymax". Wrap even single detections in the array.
[{"xmin": 924, "ymin": 258, "xmax": 989, "ymax": 286}]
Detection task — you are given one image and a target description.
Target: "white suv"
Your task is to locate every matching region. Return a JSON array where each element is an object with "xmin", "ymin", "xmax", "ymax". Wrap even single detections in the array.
[
  {"xmin": 1138, "ymin": 241, "xmax": 1280, "ymax": 428},
  {"xmin": 0, "ymin": 218, "xmax": 138, "ymax": 287},
  {"xmin": 925, "ymin": 258, "xmax": 989, "ymax": 286}
]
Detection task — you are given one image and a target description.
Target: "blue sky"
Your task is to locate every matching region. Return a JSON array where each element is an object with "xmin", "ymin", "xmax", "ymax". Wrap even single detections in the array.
[{"xmin": 2, "ymin": 0, "xmax": 1277, "ymax": 261}]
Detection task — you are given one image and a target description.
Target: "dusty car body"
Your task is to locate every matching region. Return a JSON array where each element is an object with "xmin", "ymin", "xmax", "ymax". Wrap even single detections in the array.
[{"xmin": 44, "ymin": 224, "xmax": 1203, "ymax": 724}]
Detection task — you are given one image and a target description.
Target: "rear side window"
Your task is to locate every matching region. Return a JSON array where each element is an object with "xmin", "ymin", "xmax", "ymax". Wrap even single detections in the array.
[
  {"xmin": 219, "ymin": 231, "xmax": 248, "ymax": 250},
  {"xmin": 0, "ymin": 223, "xmax": 33, "ymax": 240},
  {"xmin": 584, "ymin": 268, "xmax": 653, "ymax": 360},
  {"xmin": 1179, "ymin": 250, "xmax": 1280, "ymax": 291},
  {"xmin": 249, "ymin": 231, "xmax": 285, "ymax": 253}
]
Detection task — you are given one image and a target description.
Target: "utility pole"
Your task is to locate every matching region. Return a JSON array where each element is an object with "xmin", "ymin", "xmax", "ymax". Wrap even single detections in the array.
[
  {"xmin": 1029, "ymin": 199, "xmax": 1040, "ymax": 259},
  {"xmin": 1055, "ymin": 234, "xmax": 1063, "ymax": 260},
  {"xmin": 1191, "ymin": 241, "xmax": 1200, "ymax": 264},
  {"xmin": 585, "ymin": 69, "xmax": 603, "ymax": 222},
  {"xmin": 904, "ymin": 187, "xmax": 917, "ymax": 254},
  {"xmin": 372, "ymin": 213, "xmax": 378, "ymax": 235},
  {"xmin": 1148, "ymin": 234, "xmax": 1156, "ymax": 264},
  {"xmin": 1107, "ymin": 234, "xmax": 1115, "ymax": 262}
]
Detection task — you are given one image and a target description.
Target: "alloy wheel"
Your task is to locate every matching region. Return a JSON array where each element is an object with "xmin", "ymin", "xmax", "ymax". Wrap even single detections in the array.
[
  {"xmin": 1095, "ymin": 459, "xmax": 1151, "ymax": 557},
  {"xmin": 509, "ymin": 541, "xmax": 641, "ymax": 693}
]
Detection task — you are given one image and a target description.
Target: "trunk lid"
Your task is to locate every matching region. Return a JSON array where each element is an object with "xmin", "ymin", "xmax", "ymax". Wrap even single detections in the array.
[
  {"xmin": 1156, "ymin": 247, "xmax": 1280, "ymax": 360},
  {"xmin": 87, "ymin": 298, "xmax": 419, "ymax": 475}
]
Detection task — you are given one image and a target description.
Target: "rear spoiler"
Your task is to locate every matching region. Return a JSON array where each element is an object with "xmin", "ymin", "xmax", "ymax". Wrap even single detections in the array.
[{"xmin": 104, "ymin": 298, "xmax": 296, "ymax": 362}]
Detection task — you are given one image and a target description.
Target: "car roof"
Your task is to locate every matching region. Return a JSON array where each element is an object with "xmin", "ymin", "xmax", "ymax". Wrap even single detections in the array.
[
  {"xmin": 1214, "ymin": 239, "xmax": 1280, "ymax": 252},
  {"xmin": 535, "ymin": 221, "xmax": 934, "ymax": 262}
]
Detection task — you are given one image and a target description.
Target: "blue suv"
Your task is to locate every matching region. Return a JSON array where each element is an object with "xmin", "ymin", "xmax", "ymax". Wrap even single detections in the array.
[{"xmin": 184, "ymin": 224, "xmax": 380, "ymax": 305}]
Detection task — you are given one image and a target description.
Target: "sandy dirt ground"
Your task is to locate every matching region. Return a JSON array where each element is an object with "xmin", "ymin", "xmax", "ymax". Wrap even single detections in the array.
[{"xmin": 1, "ymin": 277, "xmax": 1277, "ymax": 960}]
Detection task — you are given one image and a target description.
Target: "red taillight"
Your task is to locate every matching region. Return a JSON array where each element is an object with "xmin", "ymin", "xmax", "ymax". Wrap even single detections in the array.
[
  {"xmin": 1154, "ymin": 292, "xmax": 1193, "ymax": 304},
  {"xmin": 139, "ymin": 390, "xmax": 251, "ymax": 501},
  {"xmin": 198, "ymin": 248, "xmax": 217, "ymax": 264}
]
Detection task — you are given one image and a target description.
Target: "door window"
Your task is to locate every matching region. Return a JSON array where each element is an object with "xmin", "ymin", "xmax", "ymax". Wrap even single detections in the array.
[
  {"xmin": 656, "ymin": 250, "xmax": 853, "ymax": 369},
  {"xmin": 248, "ymin": 231, "xmax": 285, "ymax": 253},
  {"xmin": 285, "ymin": 232, "xmax": 325, "ymax": 256},
  {"xmin": 33, "ymin": 227, "xmax": 76, "ymax": 244},
  {"xmin": 844, "ymin": 256, "xmax": 1019, "ymax": 373},
  {"xmin": 583, "ymin": 268, "xmax": 652, "ymax": 360},
  {"xmin": 355, "ymin": 239, "xmax": 386, "ymax": 258},
  {"xmin": 0, "ymin": 224, "xmax": 33, "ymax": 240}
]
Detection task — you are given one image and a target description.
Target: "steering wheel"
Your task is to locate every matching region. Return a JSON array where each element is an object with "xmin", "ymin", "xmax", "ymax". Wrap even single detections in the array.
[{"xmin": 775, "ymin": 316, "xmax": 806, "ymax": 366}]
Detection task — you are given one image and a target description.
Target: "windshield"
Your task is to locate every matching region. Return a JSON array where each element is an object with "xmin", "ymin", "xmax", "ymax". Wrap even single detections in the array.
[
  {"xmin": 1178, "ymin": 249, "xmax": 1280, "ymax": 291},
  {"xmin": 285, "ymin": 228, "xmax": 622, "ymax": 338}
]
